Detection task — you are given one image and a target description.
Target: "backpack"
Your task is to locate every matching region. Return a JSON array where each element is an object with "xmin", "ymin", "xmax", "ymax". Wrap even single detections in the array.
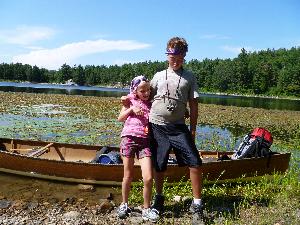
[
  {"xmin": 232, "ymin": 127, "xmax": 273, "ymax": 160},
  {"xmin": 0, "ymin": 143, "xmax": 7, "ymax": 152},
  {"xmin": 90, "ymin": 146, "xmax": 110, "ymax": 163},
  {"xmin": 98, "ymin": 151, "xmax": 123, "ymax": 164},
  {"xmin": 90, "ymin": 146, "xmax": 122, "ymax": 164}
]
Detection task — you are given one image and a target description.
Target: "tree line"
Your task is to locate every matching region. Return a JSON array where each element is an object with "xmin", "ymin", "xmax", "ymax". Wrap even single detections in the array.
[{"xmin": 0, "ymin": 47, "xmax": 299, "ymax": 97}]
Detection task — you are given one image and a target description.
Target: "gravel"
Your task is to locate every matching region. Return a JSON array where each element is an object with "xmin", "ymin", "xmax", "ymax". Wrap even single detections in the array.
[{"xmin": 0, "ymin": 197, "xmax": 206, "ymax": 225}]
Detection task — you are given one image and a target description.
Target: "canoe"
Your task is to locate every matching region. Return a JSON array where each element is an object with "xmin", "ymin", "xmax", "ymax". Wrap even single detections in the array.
[{"xmin": 0, "ymin": 138, "xmax": 291, "ymax": 185}]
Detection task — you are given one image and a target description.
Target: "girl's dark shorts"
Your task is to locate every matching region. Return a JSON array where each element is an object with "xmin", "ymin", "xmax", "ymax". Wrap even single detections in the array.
[{"xmin": 149, "ymin": 123, "xmax": 202, "ymax": 172}]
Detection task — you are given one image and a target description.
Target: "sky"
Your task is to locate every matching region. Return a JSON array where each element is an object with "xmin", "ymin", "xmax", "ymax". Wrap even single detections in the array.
[{"xmin": 0, "ymin": 0, "xmax": 299, "ymax": 70}]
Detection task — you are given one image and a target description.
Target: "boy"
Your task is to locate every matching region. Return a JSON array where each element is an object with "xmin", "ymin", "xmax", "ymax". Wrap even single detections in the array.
[{"xmin": 149, "ymin": 37, "xmax": 204, "ymax": 221}]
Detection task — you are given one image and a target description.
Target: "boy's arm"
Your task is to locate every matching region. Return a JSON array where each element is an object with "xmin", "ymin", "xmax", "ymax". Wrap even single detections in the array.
[{"xmin": 188, "ymin": 98, "xmax": 198, "ymax": 141}]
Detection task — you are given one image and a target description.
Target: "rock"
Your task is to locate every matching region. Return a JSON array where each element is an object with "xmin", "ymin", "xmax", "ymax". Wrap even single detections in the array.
[
  {"xmin": 97, "ymin": 200, "xmax": 114, "ymax": 214},
  {"xmin": 42, "ymin": 201, "xmax": 50, "ymax": 206},
  {"xmin": 192, "ymin": 214, "xmax": 205, "ymax": 225},
  {"xmin": 64, "ymin": 197, "xmax": 77, "ymax": 204},
  {"xmin": 78, "ymin": 198, "xmax": 85, "ymax": 202},
  {"xmin": 0, "ymin": 199, "xmax": 12, "ymax": 209},
  {"xmin": 11, "ymin": 200, "xmax": 25, "ymax": 209},
  {"xmin": 63, "ymin": 210, "xmax": 81, "ymax": 220},
  {"xmin": 174, "ymin": 195, "xmax": 182, "ymax": 202},
  {"xmin": 129, "ymin": 216, "xmax": 144, "ymax": 224},
  {"xmin": 77, "ymin": 184, "xmax": 95, "ymax": 192},
  {"xmin": 106, "ymin": 192, "xmax": 113, "ymax": 200},
  {"xmin": 48, "ymin": 197, "xmax": 59, "ymax": 204},
  {"xmin": 297, "ymin": 208, "xmax": 300, "ymax": 219},
  {"xmin": 26, "ymin": 201, "xmax": 39, "ymax": 210}
]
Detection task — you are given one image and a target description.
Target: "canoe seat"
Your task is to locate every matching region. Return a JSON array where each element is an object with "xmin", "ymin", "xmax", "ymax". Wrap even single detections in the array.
[
  {"xmin": 27, "ymin": 143, "xmax": 54, "ymax": 157},
  {"xmin": 27, "ymin": 148, "xmax": 48, "ymax": 157}
]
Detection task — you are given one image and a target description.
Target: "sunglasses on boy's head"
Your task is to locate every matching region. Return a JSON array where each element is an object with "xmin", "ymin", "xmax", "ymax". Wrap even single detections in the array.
[{"xmin": 165, "ymin": 47, "xmax": 187, "ymax": 55}]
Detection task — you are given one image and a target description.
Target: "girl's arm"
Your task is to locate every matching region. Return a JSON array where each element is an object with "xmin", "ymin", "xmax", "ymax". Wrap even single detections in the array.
[
  {"xmin": 118, "ymin": 106, "xmax": 133, "ymax": 122},
  {"xmin": 118, "ymin": 105, "xmax": 143, "ymax": 122}
]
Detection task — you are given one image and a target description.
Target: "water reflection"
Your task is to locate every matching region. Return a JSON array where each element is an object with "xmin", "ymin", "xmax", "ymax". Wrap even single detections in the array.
[
  {"xmin": 196, "ymin": 125, "xmax": 245, "ymax": 151},
  {"xmin": 0, "ymin": 82, "xmax": 128, "ymax": 97},
  {"xmin": 1, "ymin": 81, "xmax": 300, "ymax": 110},
  {"xmin": 200, "ymin": 93, "xmax": 300, "ymax": 111}
]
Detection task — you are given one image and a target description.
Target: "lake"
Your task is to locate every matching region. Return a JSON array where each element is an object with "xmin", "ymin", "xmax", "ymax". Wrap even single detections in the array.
[{"xmin": 1, "ymin": 81, "xmax": 299, "ymax": 111}]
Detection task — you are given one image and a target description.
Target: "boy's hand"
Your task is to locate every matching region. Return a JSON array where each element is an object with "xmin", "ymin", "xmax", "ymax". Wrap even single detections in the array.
[
  {"xmin": 121, "ymin": 96, "xmax": 130, "ymax": 107},
  {"xmin": 184, "ymin": 108, "xmax": 190, "ymax": 119}
]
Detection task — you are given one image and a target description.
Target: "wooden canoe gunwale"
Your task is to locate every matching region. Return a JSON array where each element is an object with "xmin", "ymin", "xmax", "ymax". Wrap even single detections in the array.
[{"xmin": 0, "ymin": 138, "xmax": 291, "ymax": 185}]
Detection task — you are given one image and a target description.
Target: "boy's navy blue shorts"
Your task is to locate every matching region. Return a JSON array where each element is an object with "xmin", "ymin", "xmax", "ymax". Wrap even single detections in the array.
[{"xmin": 149, "ymin": 122, "xmax": 202, "ymax": 172}]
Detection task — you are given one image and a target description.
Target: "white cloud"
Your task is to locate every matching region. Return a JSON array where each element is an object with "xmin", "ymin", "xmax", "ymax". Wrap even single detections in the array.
[
  {"xmin": 221, "ymin": 45, "xmax": 255, "ymax": 54},
  {"xmin": 0, "ymin": 25, "xmax": 55, "ymax": 45},
  {"xmin": 25, "ymin": 46, "xmax": 45, "ymax": 51},
  {"xmin": 12, "ymin": 39, "xmax": 151, "ymax": 70}
]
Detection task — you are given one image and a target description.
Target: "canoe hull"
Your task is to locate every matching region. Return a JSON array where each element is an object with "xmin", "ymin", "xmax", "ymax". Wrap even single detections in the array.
[
  {"xmin": 0, "ymin": 138, "xmax": 291, "ymax": 185},
  {"xmin": 201, "ymin": 153, "xmax": 291, "ymax": 181}
]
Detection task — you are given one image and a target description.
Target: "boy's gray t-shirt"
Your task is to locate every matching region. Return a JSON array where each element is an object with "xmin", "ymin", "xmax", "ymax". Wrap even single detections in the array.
[{"xmin": 149, "ymin": 68, "xmax": 199, "ymax": 125}]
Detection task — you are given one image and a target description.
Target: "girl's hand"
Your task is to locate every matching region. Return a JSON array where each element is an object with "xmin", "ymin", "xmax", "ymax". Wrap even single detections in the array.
[
  {"xmin": 132, "ymin": 106, "xmax": 143, "ymax": 116},
  {"xmin": 121, "ymin": 96, "xmax": 130, "ymax": 107}
]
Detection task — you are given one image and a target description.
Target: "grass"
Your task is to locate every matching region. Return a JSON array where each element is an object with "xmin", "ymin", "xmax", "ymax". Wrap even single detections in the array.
[
  {"xmin": 129, "ymin": 142, "xmax": 300, "ymax": 224},
  {"xmin": 0, "ymin": 91, "xmax": 299, "ymax": 224},
  {"xmin": 129, "ymin": 157, "xmax": 299, "ymax": 224}
]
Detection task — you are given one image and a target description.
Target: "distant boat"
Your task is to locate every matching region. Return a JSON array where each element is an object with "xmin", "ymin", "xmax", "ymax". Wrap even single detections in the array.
[
  {"xmin": 63, "ymin": 79, "xmax": 78, "ymax": 86},
  {"xmin": 0, "ymin": 138, "xmax": 291, "ymax": 185}
]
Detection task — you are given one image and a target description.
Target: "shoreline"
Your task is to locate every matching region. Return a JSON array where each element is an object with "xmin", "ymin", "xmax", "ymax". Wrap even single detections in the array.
[
  {"xmin": 1, "ymin": 80, "xmax": 299, "ymax": 101},
  {"xmin": 199, "ymin": 91, "xmax": 300, "ymax": 101},
  {"xmin": 0, "ymin": 186, "xmax": 199, "ymax": 225}
]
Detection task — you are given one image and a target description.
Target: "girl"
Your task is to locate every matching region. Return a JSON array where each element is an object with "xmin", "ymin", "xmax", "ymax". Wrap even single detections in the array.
[{"xmin": 117, "ymin": 75, "xmax": 159, "ymax": 222}]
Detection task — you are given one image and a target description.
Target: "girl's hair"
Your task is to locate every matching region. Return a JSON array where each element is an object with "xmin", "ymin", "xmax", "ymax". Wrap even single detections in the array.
[
  {"xmin": 166, "ymin": 37, "xmax": 188, "ymax": 55},
  {"xmin": 130, "ymin": 75, "xmax": 149, "ymax": 93}
]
